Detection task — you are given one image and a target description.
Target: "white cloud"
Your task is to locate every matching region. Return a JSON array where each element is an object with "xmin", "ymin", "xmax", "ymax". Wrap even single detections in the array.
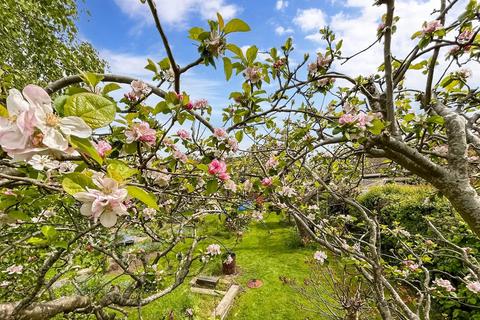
[
  {"xmin": 276, "ymin": 0, "xmax": 288, "ymax": 11},
  {"xmin": 300, "ymin": 1, "xmax": 480, "ymax": 89},
  {"xmin": 293, "ymin": 8, "xmax": 327, "ymax": 32},
  {"xmin": 275, "ymin": 26, "xmax": 294, "ymax": 36},
  {"xmin": 113, "ymin": 0, "xmax": 239, "ymax": 28}
]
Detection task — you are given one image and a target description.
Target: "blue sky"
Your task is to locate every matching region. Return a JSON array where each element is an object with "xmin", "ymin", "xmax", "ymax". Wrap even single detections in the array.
[{"xmin": 76, "ymin": 0, "xmax": 470, "ymax": 126}]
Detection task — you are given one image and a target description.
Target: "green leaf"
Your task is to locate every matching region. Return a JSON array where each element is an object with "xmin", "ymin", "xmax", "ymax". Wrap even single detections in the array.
[
  {"xmin": 223, "ymin": 57, "xmax": 233, "ymax": 81},
  {"xmin": 206, "ymin": 179, "xmax": 218, "ymax": 195},
  {"xmin": 27, "ymin": 237, "xmax": 48, "ymax": 246},
  {"xmin": 197, "ymin": 163, "xmax": 209, "ymax": 172},
  {"xmin": 69, "ymin": 136, "xmax": 103, "ymax": 164},
  {"xmin": 145, "ymin": 58, "xmax": 158, "ymax": 73},
  {"xmin": 223, "ymin": 19, "xmax": 250, "ymax": 34},
  {"xmin": 427, "ymin": 115, "xmax": 444, "ymax": 125},
  {"xmin": 41, "ymin": 225, "xmax": 57, "ymax": 241},
  {"xmin": 159, "ymin": 57, "xmax": 171, "ymax": 70},
  {"xmin": 217, "ymin": 12, "xmax": 225, "ymax": 30},
  {"xmin": 226, "ymin": 44, "xmax": 245, "ymax": 59},
  {"xmin": 185, "ymin": 183, "xmax": 195, "ymax": 193},
  {"xmin": 53, "ymin": 95, "xmax": 68, "ymax": 116},
  {"xmin": 368, "ymin": 118, "xmax": 386, "ymax": 135},
  {"xmin": 62, "ymin": 173, "xmax": 94, "ymax": 195},
  {"xmin": 102, "ymin": 83, "xmax": 121, "ymax": 95},
  {"xmin": 246, "ymin": 46, "xmax": 258, "ymax": 64},
  {"xmin": 81, "ymin": 72, "xmax": 104, "ymax": 88},
  {"xmin": 189, "ymin": 27, "xmax": 204, "ymax": 40},
  {"xmin": 107, "ymin": 160, "xmax": 138, "ymax": 182},
  {"xmin": 64, "ymin": 93, "xmax": 116, "ymax": 129},
  {"xmin": 235, "ymin": 130, "xmax": 244, "ymax": 143},
  {"xmin": 126, "ymin": 186, "xmax": 159, "ymax": 209},
  {"xmin": 7, "ymin": 210, "xmax": 28, "ymax": 221}
]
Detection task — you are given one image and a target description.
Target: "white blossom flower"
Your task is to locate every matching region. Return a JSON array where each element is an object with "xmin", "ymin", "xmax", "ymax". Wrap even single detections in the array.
[
  {"xmin": 466, "ymin": 281, "xmax": 480, "ymax": 294},
  {"xmin": 142, "ymin": 207, "xmax": 156, "ymax": 220},
  {"xmin": 279, "ymin": 186, "xmax": 296, "ymax": 197},
  {"xmin": 73, "ymin": 175, "xmax": 128, "ymax": 227},
  {"xmin": 252, "ymin": 211, "xmax": 264, "ymax": 221},
  {"xmin": 34, "ymin": 96, "xmax": 92, "ymax": 151},
  {"xmin": 6, "ymin": 264, "xmax": 23, "ymax": 275},
  {"xmin": 58, "ymin": 161, "xmax": 78, "ymax": 173},
  {"xmin": 434, "ymin": 278, "xmax": 455, "ymax": 292},
  {"xmin": 313, "ymin": 251, "xmax": 327, "ymax": 264},
  {"xmin": 206, "ymin": 244, "xmax": 221, "ymax": 256},
  {"xmin": 28, "ymin": 155, "xmax": 60, "ymax": 171}
]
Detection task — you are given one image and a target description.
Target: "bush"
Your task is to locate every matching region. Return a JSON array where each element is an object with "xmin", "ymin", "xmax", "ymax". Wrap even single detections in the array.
[{"xmin": 357, "ymin": 184, "xmax": 480, "ymax": 319}]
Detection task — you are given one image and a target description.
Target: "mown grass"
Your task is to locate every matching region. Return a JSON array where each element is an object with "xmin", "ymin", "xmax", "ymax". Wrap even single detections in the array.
[{"xmin": 129, "ymin": 213, "xmax": 326, "ymax": 319}]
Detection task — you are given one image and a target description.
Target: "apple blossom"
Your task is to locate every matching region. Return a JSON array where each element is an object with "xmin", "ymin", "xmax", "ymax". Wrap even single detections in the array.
[
  {"xmin": 213, "ymin": 128, "xmax": 227, "ymax": 140},
  {"xmin": 458, "ymin": 29, "xmax": 474, "ymax": 44},
  {"xmin": 173, "ymin": 150, "xmax": 188, "ymax": 163},
  {"xmin": 252, "ymin": 210, "xmax": 263, "ymax": 221},
  {"xmin": 177, "ymin": 129, "xmax": 191, "ymax": 140},
  {"xmin": 244, "ymin": 66, "xmax": 262, "ymax": 83},
  {"xmin": 265, "ymin": 156, "xmax": 279, "ymax": 169},
  {"xmin": 224, "ymin": 179, "xmax": 237, "ymax": 192},
  {"xmin": 261, "ymin": 177, "xmax": 273, "ymax": 187},
  {"xmin": 192, "ymin": 99, "xmax": 209, "ymax": 110},
  {"xmin": 208, "ymin": 159, "xmax": 227, "ymax": 175},
  {"xmin": 130, "ymin": 80, "xmax": 151, "ymax": 97},
  {"xmin": 6, "ymin": 264, "xmax": 23, "ymax": 275},
  {"xmin": 422, "ymin": 20, "xmax": 442, "ymax": 34},
  {"xmin": 206, "ymin": 244, "xmax": 221, "ymax": 256},
  {"xmin": 125, "ymin": 122, "xmax": 156, "ymax": 145},
  {"xmin": 227, "ymin": 137, "xmax": 239, "ymax": 152},
  {"xmin": 356, "ymin": 113, "xmax": 374, "ymax": 129},
  {"xmin": 142, "ymin": 207, "xmax": 156, "ymax": 220},
  {"xmin": 73, "ymin": 175, "xmax": 128, "ymax": 228},
  {"xmin": 224, "ymin": 255, "xmax": 234, "ymax": 265},
  {"xmin": 149, "ymin": 169, "xmax": 171, "ymax": 186},
  {"xmin": 243, "ymin": 179, "xmax": 253, "ymax": 192},
  {"xmin": 338, "ymin": 113, "xmax": 356, "ymax": 125},
  {"xmin": 58, "ymin": 162, "xmax": 78, "ymax": 173},
  {"xmin": 433, "ymin": 278, "xmax": 455, "ymax": 292},
  {"xmin": 279, "ymin": 185, "xmax": 296, "ymax": 197},
  {"xmin": 94, "ymin": 140, "xmax": 112, "ymax": 157},
  {"xmin": 184, "ymin": 102, "xmax": 194, "ymax": 110},
  {"xmin": 313, "ymin": 251, "xmax": 327, "ymax": 264},
  {"xmin": 27, "ymin": 155, "xmax": 60, "ymax": 171},
  {"xmin": 466, "ymin": 281, "xmax": 480, "ymax": 294}
]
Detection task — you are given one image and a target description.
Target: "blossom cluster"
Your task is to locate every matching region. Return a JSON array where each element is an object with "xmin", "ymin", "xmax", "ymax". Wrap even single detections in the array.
[{"xmin": 0, "ymin": 85, "xmax": 92, "ymax": 161}]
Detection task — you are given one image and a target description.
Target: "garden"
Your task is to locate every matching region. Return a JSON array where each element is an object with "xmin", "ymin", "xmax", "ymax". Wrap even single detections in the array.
[{"xmin": 1, "ymin": 0, "xmax": 480, "ymax": 319}]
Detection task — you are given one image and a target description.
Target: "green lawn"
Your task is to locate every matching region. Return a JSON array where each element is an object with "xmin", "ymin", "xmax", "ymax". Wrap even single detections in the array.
[{"xmin": 131, "ymin": 213, "xmax": 325, "ymax": 320}]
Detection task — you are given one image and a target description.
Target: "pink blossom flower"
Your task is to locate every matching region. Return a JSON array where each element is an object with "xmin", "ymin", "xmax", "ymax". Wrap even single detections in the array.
[
  {"xmin": 377, "ymin": 22, "xmax": 386, "ymax": 31},
  {"xmin": 244, "ymin": 66, "xmax": 262, "ymax": 83},
  {"xmin": 458, "ymin": 30, "xmax": 474, "ymax": 44},
  {"xmin": 279, "ymin": 185, "xmax": 296, "ymax": 197},
  {"xmin": 265, "ymin": 156, "xmax": 279, "ymax": 169},
  {"xmin": 173, "ymin": 150, "xmax": 188, "ymax": 163},
  {"xmin": 218, "ymin": 171, "xmax": 231, "ymax": 181},
  {"xmin": 125, "ymin": 122, "xmax": 156, "ymax": 146},
  {"xmin": 403, "ymin": 260, "xmax": 420, "ymax": 271},
  {"xmin": 95, "ymin": 140, "xmax": 112, "ymax": 157},
  {"xmin": 339, "ymin": 113, "xmax": 356, "ymax": 125},
  {"xmin": 356, "ymin": 113, "xmax": 374, "ymax": 129},
  {"xmin": 261, "ymin": 177, "xmax": 273, "ymax": 187},
  {"xmin": 184, "ymin": 102, "xmax": 194, "ymax": 110},
  {"xmin": 224, "ymin": 179, "xmax": 237, "ymax": 191},
  {"xmin": 130, "ymin": 80, "xmax": 151, "ymax": 97},
  {"xmin": 213, "ymin": 128, "xmax": 228, "ymax": 140},
  {"xmin": 466, "ymin": 281, "xmax": 480, "ymax": 294},
  {"xmin": 433, "ymin": 278, "xmax": 455, "ymax": 292},
  {"xmin": 192, "ymin": 99, "xmax": 209, "ymax": 110},
  {"xmin": 313, "ymin": 251, "xmax": 327, "ymax": 264},
  {"xmin": 227, "ymin": 138, "xmax": 239, "ymax": 152},
  {"xmin": 206, "ymin": 244, "xmax": 221, "ymax": 256},
  {"xmin": 6, "ymin": 264, "xmax": 23, "ymax": 275},
  {"xmin": 177, "ymin": 129, "xmax": 191, "ymax": 140},
  {"xmin": 208, "ymin": 159, "xmax": 227, "ymax": 175},
  {"xmin": 73, "ymin": 175, "xmax": 129, "ymax": 227},
  {"xmin": 422, "ymin": 20, "xmax": 443, "ymax": 34}
]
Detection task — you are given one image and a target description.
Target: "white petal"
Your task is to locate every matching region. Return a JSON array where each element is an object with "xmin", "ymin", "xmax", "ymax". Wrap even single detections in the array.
[
  {"xmin": 42, "ymin": 127, "xmax": 68, "ymax": 151},
  {"xmin": 59, "ymin": 117, "xmax": 92, "ymax": 138},
  {"xmin": 100, "ymin": 210, "xmax": 118, "ymax": 228},
  {"xmin": 0, "ymin": 124, "xmax": 28, "ymax": 150},
  {"xmin": 22, "ymin": 85, "xmax": 52, "ymax": 114},
  {"xmin": 74, "ymin": 192, "xmax": 96, "ymax": 202},
  {"xmin": 80, "ymin": 203, "xmax": 93, "ymax": 217},
  {"xmin": 6, "ymin": 89, "xmax": 30, "ymax": 115}
]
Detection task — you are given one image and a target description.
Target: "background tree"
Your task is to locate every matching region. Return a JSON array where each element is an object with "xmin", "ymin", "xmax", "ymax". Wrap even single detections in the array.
[{"xmin": 0, "ymin": 0, "xmax": 106, "ymax": 99}]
